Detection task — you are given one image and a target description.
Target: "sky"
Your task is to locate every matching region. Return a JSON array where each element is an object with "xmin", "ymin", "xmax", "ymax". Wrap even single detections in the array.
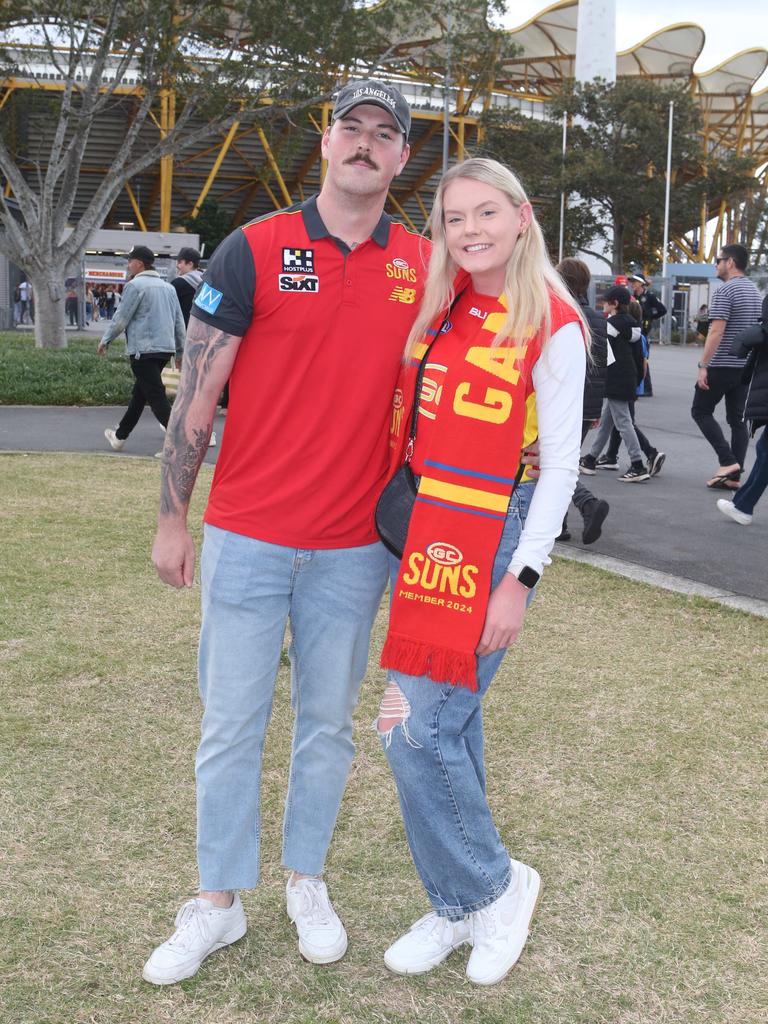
[{"xmin": 502, "ymin": 0, "xmax": 768, "ymax": 91}]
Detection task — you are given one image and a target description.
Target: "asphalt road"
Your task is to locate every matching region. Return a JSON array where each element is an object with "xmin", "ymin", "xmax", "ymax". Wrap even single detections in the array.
[{"xmin": 1, "ymin": 342, "xmax": 765, "ymax": 602}]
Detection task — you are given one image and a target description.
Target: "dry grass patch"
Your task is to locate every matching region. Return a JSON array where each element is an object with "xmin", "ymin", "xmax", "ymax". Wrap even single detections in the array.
[{"xmin": 1, "ymin": 453, "xmax": 765, "ymax": 1024}]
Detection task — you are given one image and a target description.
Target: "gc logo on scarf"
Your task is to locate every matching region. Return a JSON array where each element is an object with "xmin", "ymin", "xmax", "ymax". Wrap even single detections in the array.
[{"xmin": 427, "ymin": 542, "xmax": 462, "ymax": 566}]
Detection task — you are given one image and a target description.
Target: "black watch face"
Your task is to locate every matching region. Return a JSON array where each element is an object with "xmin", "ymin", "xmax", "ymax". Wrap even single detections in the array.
[{"xmin": 518, "ymin": 566, "xmax": 540, "ymax": 589}]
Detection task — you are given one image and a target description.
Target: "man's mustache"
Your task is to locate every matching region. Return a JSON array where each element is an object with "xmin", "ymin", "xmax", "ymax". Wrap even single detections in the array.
[{"xmin": 344, "ymin": 153, "xmax": 378, "ymax": 170}]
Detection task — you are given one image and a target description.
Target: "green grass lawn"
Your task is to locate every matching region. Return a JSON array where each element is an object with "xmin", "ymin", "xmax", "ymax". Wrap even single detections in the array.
[
  {"xmin": 1, "ymin": 453, "xmax": 766, "ymax": 1024},
  {"xmin": 0, "ymin": 332, "xmax": 133, "ymax": 405}
]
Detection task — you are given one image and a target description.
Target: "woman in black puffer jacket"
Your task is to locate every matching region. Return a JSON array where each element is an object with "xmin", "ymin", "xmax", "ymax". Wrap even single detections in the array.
[
  {"xmin": 579, "ymin": 285, "xmax": 650, "ymax": 482},
  {"xmin": 717, "ymin": 294, "xmax": 768, "ymax": 524}
]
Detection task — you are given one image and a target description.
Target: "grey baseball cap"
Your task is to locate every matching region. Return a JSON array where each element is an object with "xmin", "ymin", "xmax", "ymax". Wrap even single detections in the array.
[{"xmin": 332, "ymin": 79, "xmax": 411, "ymax": 139}]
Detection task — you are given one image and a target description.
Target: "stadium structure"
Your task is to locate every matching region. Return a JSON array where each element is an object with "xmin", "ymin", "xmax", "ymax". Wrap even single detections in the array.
[{"xmin": 2, "ymin": 0, "xmax": 767, "ymax": 265}]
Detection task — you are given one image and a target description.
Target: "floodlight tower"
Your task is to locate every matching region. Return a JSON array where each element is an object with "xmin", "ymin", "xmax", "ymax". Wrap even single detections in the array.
[
  {"xmin": 566, "ymin": 0, "xmax": 617, "ymax": 273},
  {"xmin": 574, "ymin": 0, "xmax": 616, "ymax": 84}
]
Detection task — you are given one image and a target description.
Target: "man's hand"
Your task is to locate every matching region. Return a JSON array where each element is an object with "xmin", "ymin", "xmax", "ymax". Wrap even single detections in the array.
[
  {"xmin": 476, "ymin": 572, "xmax": 529, "ymax": 656},
  {"xmin": 96, "ymin": 341, "xmax": 107, "ymax": 357},
  {"xmin": 152, "ymin": 521, "xmax": 196, "ymax": 588},
  {"xmin": 697, "ymin": 366, "xmax": 709, "ymax": 390}
]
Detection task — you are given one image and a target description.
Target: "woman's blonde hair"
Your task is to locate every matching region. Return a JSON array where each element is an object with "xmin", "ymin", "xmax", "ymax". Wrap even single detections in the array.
[{"xmin": 406, "ymin": 157, "xmax": 587, "ymax": 358}]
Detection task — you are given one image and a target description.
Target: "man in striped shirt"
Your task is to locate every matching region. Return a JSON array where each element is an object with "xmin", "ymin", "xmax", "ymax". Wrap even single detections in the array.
[{"xmin": 691, "ymin": 243, "xmax": 763, "ymax": 489}]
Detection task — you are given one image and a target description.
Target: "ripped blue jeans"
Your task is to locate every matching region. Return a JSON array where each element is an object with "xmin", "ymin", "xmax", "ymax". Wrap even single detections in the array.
[{"xmin": 378, "ymin": 482, "xmax": 535, "ymax": 920}]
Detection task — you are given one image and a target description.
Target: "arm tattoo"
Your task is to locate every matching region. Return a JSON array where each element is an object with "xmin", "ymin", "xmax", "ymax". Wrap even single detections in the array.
[{"xmin": 159, "ymin": 319, "xmax": 239, "ymax": 517}]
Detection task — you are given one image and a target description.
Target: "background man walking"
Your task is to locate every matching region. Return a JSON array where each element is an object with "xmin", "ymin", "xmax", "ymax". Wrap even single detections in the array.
[
  {"xmin": 146, "ymin": 80, "xmax": 422, "ymax": 986},
  {"xmin": 97, "ymin": 245, "xmax": 185, "ymax": 452},
  {"xmin": 171, "ymin": 246, "xmax": 204, "ymax": 326},
  {"xmin": 691, "ymin": 243, "xmax": 762, "ymax": 490}
]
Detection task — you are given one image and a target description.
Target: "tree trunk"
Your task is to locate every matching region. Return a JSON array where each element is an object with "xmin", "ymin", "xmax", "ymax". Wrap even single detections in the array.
[{"xmin": 31, "ymin": 270, "xmax": 67, "ymax": 349}]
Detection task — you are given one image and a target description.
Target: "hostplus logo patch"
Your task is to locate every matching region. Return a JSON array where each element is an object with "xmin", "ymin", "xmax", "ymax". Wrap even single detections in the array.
[{"xmin": 282, "ymin": 248, "xmax": 314, "ymax": 273}]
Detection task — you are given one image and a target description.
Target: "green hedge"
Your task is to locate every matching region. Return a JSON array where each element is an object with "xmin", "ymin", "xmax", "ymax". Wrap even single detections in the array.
[{"xmin": 0, "ymin": 332, "xmax": 134, "ymax": 405}]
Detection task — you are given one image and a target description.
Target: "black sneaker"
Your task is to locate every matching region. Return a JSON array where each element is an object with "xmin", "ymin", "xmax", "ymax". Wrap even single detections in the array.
[
  {"xmin": 581, "ymin": 499, "xmax": 609, "ymax": 544},
  {"xmin": 556, "ymin": 527, "xmax": 571, "ymax": 542},
  {"xmin": 619, "ymin": 462, "xmax": 650, "ymax": 482},
  {"xmin": 647, "ymin": 450, "xmax": 666, "ymax": 477},
  {"xmin": 579, "ymin": 455, "xmax": 597, "ymax": 475},
  {"xmin": 595, "ymin": 455, "xmax": 619, "ymax": 470}
]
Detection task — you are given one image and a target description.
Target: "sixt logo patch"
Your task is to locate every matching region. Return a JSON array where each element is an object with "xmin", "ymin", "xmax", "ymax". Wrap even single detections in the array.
[
  {"xmin": 194, "ymin": 283, "xmax": 223, "ymax": 314},
  {"xmin": 282, "ymin": 248, "xmax": 314, "ymax": 273},
  {"xmin": 427, "ymin": 542, "xmax": 463, "ymax": 566},
  {"xmin": 279, "ymin": 274, "xmax": 319, "ymax": 292}
]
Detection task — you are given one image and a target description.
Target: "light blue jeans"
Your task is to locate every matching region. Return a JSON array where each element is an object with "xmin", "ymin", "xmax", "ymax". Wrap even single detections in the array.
[
  {"xmin": 196, "ymin": 525, "xmax": 388, "ymax": 891},
  {"xmin": 380, "ymin": 482, "xmax": 536, "ymax": 919}
]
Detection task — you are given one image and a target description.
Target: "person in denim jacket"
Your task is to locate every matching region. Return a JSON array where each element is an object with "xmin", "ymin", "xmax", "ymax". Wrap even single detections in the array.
[{"xmin": 97, "ymin": 245, "xmax": 185, "ymax": 452}]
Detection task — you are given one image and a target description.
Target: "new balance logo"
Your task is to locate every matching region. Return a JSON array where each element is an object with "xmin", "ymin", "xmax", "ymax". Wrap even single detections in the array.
[
  {"xmin": 388, "ymin": 285, "xmax": 416, "ymax": 304},
  {"xmin": 194, "ymin": 283, "xmax": 223, "ymax": 314}
]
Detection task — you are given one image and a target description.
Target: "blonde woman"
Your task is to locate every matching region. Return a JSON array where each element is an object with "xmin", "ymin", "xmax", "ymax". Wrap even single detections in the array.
[{"xmin": 375, "ymin": 158, "xmax": 587, "ymax": 985}]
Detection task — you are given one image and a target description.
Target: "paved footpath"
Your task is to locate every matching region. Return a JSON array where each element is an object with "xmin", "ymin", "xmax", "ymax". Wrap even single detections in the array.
[{"xmin": 1, "ymin": 343, "xmax": 766, "ymax": 614}]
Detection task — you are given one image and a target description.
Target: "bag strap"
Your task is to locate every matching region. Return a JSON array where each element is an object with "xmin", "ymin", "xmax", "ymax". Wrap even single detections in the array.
[{"xmin": 405, "ymin": 290, "xmax": 465, "ymax": 463}]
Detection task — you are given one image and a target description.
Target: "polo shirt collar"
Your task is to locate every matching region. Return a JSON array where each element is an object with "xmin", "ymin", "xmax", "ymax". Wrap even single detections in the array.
[{"xmin": 302, "ymin": 195, "xmax": 391, "ymax": 248}]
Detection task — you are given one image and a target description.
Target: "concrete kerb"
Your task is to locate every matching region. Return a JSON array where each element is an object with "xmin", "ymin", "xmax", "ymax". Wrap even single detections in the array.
[{"xmin": 554, "ymin": 542, "xmax": 768, "ymax": 620}]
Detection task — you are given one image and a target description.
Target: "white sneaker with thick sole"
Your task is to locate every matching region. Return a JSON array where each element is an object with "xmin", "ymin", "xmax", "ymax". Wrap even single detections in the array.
[
  {"xmin": 384, "ymin": 911, "xmax": 472, "ymax": 975},
  {"xmin": 716, "ymin": 498, "xmax": 752, "ymax": 525},
  {"xmin": 142, "ymin": 895, "xmax": 247, "ymax": 985},
  {"xmin": 466, "ymin": 861, "xmax": 541, "ymax": 986},
  {"xmin": 286, "ymin": 877, "xmax": 347, "ymax": 964},
  {"xmin": 104, "ymin": 427, "xmax": 125, "ymax": 451}
]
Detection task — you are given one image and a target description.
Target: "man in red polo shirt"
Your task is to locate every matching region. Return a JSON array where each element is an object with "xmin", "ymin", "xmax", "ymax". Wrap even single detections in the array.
[{"xmin": 145, "ymin": 80, "xmax": 424, "ymax": 984}]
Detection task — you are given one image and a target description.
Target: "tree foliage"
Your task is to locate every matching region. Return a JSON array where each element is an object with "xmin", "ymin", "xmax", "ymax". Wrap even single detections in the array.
[
  {"xmin": 481, "ymin": 78, "xmax": 758, "ymax": 273},
  {"xmin": 0, "ymin": 0, "xmax": 511, "ymax": 346},
  {"xmin": 181, "ymin": 199, "xmax": 230, "ymax": 257}
]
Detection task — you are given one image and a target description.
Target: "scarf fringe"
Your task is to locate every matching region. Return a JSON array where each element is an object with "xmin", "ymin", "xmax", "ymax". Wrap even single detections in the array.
[{"xmin": 381, "ymin": 634, "xmax": 478, "ymax": 692}]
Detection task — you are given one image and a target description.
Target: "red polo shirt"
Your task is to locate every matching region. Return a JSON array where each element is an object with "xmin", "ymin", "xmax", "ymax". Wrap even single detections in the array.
[{"xmin": 191, "ymin": 196, "xmax": 427, "ymax": 548}]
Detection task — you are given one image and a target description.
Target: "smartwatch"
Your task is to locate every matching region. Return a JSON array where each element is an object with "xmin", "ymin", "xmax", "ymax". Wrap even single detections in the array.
[{"xmin": 513, "ymin": 566, "xmax": 540, "ymax": 590}]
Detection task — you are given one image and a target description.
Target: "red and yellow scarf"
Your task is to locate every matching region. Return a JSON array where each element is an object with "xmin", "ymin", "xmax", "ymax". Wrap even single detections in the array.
[{"xmin": 380, "ymin": 276, "xmax": 579, "ymax": 690}]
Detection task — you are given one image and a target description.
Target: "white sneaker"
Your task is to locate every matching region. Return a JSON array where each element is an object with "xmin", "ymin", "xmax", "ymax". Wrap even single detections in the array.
[
  {"xmin": 466, "ymin": 861, "xmax": 541, "ymax": 986},
  {"xmin": 208, "ymin": 431, "xmax": 217, "ymax": 448},
  {"xmin": 384, "ymin": 911, "xmax": 471, "ymax": 975},
  {"xmin": 286, "ymin": 877, "xmax": 347, "ymax": 964},
  {"xmin": 142, "ymin": 895, "xmax": 247, "ymax": 985},
  {"xmin": 104, "ymin": 427, "xmax": 125, "ymax": 451},
  {"xmin": 716, "ymin": 498, "xmax": 752, "ymax": 525}
]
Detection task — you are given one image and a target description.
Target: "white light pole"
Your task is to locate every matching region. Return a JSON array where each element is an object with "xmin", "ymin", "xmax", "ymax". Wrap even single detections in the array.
[
  {"xmin": 661, "ymin": 100, "xmax": 674, "ymax": 282},
  {"xmin": 442, "ymin": 9, "xmax": 453, "ymax": 175},
  {"xmin": 558, "ymin": 112, "xmax": 567, "ymax": 263},
  {"xmin": 661, "ymin": 100, "xmax": 674, "ymax": 343}
]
